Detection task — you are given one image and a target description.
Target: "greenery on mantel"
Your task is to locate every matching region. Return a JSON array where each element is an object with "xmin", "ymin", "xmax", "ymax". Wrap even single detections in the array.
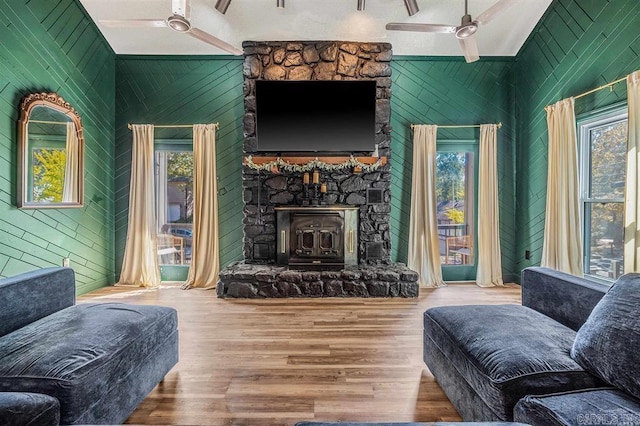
[{"xmin": 244, "ymin": 155, "xmax": 386, "ymax": 173}]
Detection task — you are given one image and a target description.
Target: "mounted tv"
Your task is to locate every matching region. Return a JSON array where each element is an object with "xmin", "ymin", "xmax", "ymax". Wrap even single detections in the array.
[{"xmin": 255, "ymin": 80, "xmax": 377, "ymax": 153}]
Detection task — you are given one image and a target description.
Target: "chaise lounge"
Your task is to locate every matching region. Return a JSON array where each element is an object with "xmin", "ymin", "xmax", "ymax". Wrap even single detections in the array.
[
  {"xmin": 423, "ymin": 266, "xmax": 640, "ymax": 424},
  {"xmin": 0, "ymin": 267, "xmax": 179, "ymax": 425}
]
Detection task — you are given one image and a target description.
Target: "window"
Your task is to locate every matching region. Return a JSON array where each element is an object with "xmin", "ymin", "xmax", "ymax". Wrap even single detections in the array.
[
  {"xmin": 155, "ymin": 150, "xmax": 194, "ymax": 266},
  {"xmin": 578, "ymin": 106, "xmax": 628, "ymax": 281},
  {"xmin": 435, "ymin": 148, "xmax": 476, "ymax": 277}
]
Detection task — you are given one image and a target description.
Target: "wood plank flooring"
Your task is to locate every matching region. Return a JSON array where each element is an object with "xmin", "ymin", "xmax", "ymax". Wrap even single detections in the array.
[{"xmin": 79, "ymin": 282, "xmax": 521, "ymax": 425}]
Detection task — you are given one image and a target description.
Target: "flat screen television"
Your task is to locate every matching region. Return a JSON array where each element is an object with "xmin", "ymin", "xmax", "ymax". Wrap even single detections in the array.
[{"xmin": 255, "ymin": 80, "xmax": 377, "ymax": 153}]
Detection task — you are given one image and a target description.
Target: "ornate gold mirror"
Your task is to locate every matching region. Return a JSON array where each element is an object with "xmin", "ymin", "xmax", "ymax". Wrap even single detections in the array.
[{"xmin": 18, "ymin": 92, "xmax": 84, "ymax": 208}]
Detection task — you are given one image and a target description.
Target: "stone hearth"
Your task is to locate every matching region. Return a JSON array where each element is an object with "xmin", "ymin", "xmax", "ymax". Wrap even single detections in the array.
[{"xmin": 217, "ymin": 262, "xmax": 419, "ymax": 298}]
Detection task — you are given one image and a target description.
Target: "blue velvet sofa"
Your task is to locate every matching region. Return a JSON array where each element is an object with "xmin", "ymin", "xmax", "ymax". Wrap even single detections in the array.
[
  {"xmin": 0, "ymin": 267, "xmax": 179, "ymax": 425},
  {"xmin": 423, "ymin": 267, "xmax": 640, "ymax": 425}
]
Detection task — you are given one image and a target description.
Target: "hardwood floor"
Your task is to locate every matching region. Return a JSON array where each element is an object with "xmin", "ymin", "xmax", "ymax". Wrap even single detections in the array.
[{"xmin": 80, "ymin": 282, "xmax": 521, "ymax": 425}]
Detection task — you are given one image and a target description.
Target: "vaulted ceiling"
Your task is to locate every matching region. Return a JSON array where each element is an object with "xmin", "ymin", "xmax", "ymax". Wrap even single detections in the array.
[{"xmin": 79, "ymin": 0, "xmax": 553, "ymax": 58}]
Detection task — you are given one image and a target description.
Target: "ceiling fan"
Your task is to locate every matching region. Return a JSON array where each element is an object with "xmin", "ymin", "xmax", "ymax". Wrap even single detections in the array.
[
  {"xmin": 386, "ymin": 0, "xmax": 517, "ymax": 63},
  {"xmin": 99, "ymin": 0, "xmax": 242, "ymax": 55}
]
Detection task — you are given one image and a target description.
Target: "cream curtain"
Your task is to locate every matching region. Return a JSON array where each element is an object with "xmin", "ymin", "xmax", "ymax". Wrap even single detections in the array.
[
  {"xmin": 62, "ymin": 122, "xmax": 79, "ymax": 203},
  {"xmin": 118, "ymin": 124, "xmax": 161, "ymax": 288},
  {"xmin": 408, "ymin": 124, "xmax": 445, "ymax": 288},
  {"xmin": 624, "ymin": 70, "xmax": 640, "ymax": 273},
  {"xmin": 541, "ymin": 98, "xmax": 583, "ymax": 276},
  {"xmin": 183, "ymin": 124, "xmax": 219, "ymax": 289},
  {"xmin": 476, "ymin": 124, "xmax": 503, "ymax": 287}
]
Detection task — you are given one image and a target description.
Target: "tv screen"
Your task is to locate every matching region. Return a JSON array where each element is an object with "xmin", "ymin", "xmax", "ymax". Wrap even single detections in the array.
[{"xmin": 255, "ymin": 80, "xmax": 376, "ymax": 152}]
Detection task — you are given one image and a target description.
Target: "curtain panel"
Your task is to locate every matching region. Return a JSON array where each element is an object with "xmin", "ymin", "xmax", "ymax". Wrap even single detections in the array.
[
  {"xmin": 118, "ymin": 124, "xmax": 161, "ymax": 288},
  {"xmin": 408, "ymin": 124, "xmax": 445, "ymax": 288},
  {"xmin": 624, "ymin": 70, "xmax": 640, "ymax": 273},
  {"xmin": 183, "ymin": 124, "xmax": 220, "ymax": 289},
  {"xmin": 541, "ymin": 98, "xmax": 583, "ymax": 276},
  {"xmin": 476, "ymin": 124, "xmax": 503, "ymax": 287}
]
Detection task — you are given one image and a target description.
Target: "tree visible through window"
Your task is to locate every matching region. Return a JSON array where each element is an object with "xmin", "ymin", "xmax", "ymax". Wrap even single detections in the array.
[
  {"xmin": 579, "ymin": 107, "xmax": 628, "ymax": 281},
  {"xmin": 436, "ymin": 151, "xmax": 474, "ymax": 266},
  {"xmin": 156, "ymin": 150, "xmax": 194, "ymax": 266}
]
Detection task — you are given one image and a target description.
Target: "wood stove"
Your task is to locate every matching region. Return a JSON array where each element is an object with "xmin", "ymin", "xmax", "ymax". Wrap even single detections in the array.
[{"xmin": 276, "ymin": 206, "xmax": 358, "ymax": 269}]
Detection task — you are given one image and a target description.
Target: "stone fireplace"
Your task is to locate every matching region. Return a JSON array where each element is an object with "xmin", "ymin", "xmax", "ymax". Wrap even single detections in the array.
[
  {"xmin": 216, "ymin": 40, "xmax": 419, "ymax": 298},
  {"xmin": 241, "ymin": 40, "xmax": 393, "ymax": 265}
]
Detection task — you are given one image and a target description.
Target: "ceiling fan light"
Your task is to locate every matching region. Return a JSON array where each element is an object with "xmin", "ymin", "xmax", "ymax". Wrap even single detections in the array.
[
  {"xmin": 277, "ymin": 0, "xmax": 285, "ymax": 8},
  {"xmin": 404, "ymin": 0, "xmax": 419, "ymax": 16},
  {"xmin": 214, "ymin": 0, "xmax": 232, "ymax": 14},
  {"xmin": 167, "ymin": 14, "xmax": 191, "ymax": 32},
  {"xmin": 357, "ymin": 0, "xmax": 365, "ymax": 11},
  {"xmin": 456, "ymin": 23, "xmax": 477, "ymax": 39}
]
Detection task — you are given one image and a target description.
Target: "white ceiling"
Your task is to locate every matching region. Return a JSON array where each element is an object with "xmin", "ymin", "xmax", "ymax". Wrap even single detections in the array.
[{"xmin": 79, "ymin": 0, "xmax": 553, "ymax": 57}]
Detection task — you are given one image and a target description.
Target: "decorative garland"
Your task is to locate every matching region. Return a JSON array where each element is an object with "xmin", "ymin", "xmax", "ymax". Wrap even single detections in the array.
[{"xmin": 245, "ymin": 155, "xmax": 384, "ymax": 173}]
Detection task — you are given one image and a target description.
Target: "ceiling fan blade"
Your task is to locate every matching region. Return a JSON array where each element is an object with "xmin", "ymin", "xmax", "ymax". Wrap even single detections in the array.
[
  {"xmin": 474, "ymin": 0, "xmax": 517, "ymax": 26},
  {"xmin": 458, "ymin": 35, "xmax": 480, "ymax": 63},
  {"xmin": 172, "ymin": 0, "xmax": 190, "ymax": 18},
  {"xmin": 100, "ymin": 19, "xmax": 167, "ymax": 28},
  {"xmin": 188, "ymin": 28, "xmax": 243, "ymax": 55},
  {"xmin": 385, "ymin": 23, "xmax": 457, "ymax": 34}
]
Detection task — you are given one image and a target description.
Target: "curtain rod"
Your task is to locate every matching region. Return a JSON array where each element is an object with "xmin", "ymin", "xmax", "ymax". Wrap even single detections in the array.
[
  {"xmin": 573, "ymin": 76, "xmax": 627, "ymax": 100},
  {"xmin": 127, "ymin": 123, "xmax": 219, "ymax": 130},
  {"xmin": 545, "ymin": 75, "xmax": 628, "ymax": 110},
  {"xmin": 411, "ymin": 122, "xmax": 502, "ymax": 129}
]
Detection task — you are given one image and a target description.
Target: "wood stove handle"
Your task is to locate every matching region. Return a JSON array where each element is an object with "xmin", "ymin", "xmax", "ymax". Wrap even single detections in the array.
[
  {"xmin": 281, "ymin": 230, "xmax": 286, "ymax": 254},
  {"xmin": 349, "ymin": 230, "xmax": 354, "ymax": 253}
]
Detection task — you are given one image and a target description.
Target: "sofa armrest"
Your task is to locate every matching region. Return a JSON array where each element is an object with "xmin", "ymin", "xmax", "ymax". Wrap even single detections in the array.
[
  {"xmin": 0, "ymin": 392, "xmax": 60, "ymax": 426},
  {"xmin": 521, "ymin": 267, "xmax": 608, "ymax": 331},
  {"xmin": 0, "ymin": 267, "xmax": 76, "ymax": 337}
]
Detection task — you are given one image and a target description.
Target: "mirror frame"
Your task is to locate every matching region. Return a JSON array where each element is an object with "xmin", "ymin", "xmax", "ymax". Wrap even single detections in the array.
[{"xmin": 17, "ymin": 92, "xmax": 84, "ymax": 209}]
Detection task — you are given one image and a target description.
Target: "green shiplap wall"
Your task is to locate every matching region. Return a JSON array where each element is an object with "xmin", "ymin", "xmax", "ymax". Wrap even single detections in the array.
[
  {"xmin": 513, "ymin": 0, "xmax": 640, "ymax": 280},
  {"xmin": 0, "ymin": 0, "xmax": 116, "ymax": 294},
  {"xmin": 113, "ymin": 56, "xmax": 518, "ymax": 282},
  {"xmin": 390, "ymin": 58, "xmax": 517, "ymax": 281},
  {"xmin": 114, "ymin": 56, "xmax": 245, "ymax": 281}
]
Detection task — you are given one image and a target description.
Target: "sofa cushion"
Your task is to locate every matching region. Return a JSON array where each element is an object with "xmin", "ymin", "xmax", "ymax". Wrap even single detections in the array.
[
  {"xmin": 0, "ymin": 392, "xmax": 60, "ymax": 426},
  {"xmin": 0, "ymin": 303, "xmax": 177, "ymax": 424},
  {"xmin": 571, "ymin": 273, "xmax": 640, "ymax": 400},
  {"xmin": 424, "ymin": 305, "xmax": 602, "ymax": 420},
  {"xmin": 514, "ymin": 388, "xmax": 640, "ymax": 426}
]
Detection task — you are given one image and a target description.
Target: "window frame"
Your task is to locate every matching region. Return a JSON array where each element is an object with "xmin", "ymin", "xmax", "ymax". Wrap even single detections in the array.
[
  {"xmin": 436, "ymin": 139, "xmax": 479, "ymax": 282},
  {"xmin": 155, "ymin": 138, "xmax": 194, "ymax": 281},
  {"xmin": 577, "ymin": 102, "xmax": 628, "ymax": 283}
]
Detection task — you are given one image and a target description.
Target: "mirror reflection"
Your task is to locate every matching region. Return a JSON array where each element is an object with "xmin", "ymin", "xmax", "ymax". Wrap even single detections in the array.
[{"xmin": 18, "ymin": 93, "xmax": 84, "ymax": 208}]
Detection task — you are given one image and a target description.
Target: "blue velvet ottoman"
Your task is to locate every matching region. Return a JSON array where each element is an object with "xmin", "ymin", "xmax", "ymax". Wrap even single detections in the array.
[
  {"xmin": 423, "ymin": 304, "xmax": 602, "ymax": 421},
  {"xmin": 0, "ymin": 302, "xmax": 178, "ymax": 424}
]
